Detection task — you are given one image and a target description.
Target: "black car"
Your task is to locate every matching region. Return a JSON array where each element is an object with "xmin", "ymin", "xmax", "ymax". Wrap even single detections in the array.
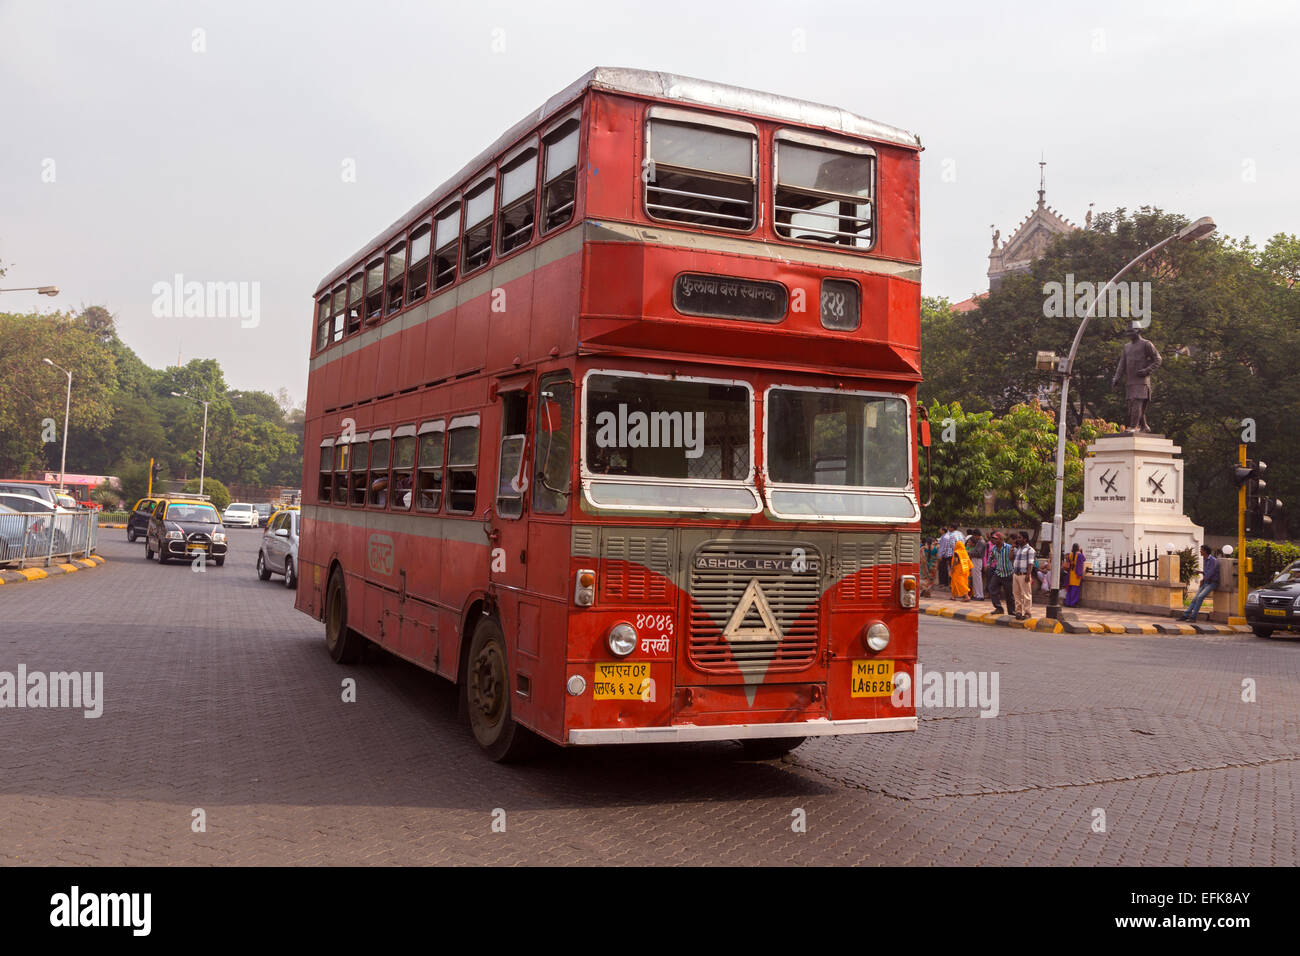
[
  {"xmin": 144, "ymin": 498, "xmax": 228, "ymax": 566},
  {"xmin": 254, "ymin": 503, "xmax": 273, "ymax": 527},
  {"xmin": 1245, "ymin": 560, "xmax": 1300, "ymax": 637},
  {"xmin": 126, "ymin": 497, "xmax": 158, "ymax": 542}
]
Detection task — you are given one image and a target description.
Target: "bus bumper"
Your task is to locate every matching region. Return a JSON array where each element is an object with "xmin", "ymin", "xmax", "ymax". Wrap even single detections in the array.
[{"xmin": 567, "ymin": 715, "xmax": 916, "ymax": 745}]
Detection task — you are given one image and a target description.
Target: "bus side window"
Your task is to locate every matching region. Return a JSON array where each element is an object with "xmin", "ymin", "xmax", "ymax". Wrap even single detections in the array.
[
  {"xmin": 333, "ymin": 441, "xmax": 351, "ymax": 505},
  {"xmin": 384, "ymin": 239, "xmax": 407, "ymax": 315},
  {"xmin": 315, "ymin": 296, "xmax": 331, "ymax": 351},
  {"xmin": 462, "ymin": 176, "xmax": 495, "ymax": 273},
  {"xmin": 406, "ymin": 223, "xmax": 432, "ymax": 303},
  {"xmin": 349, "ymin": 438, "xmax": 370, "ymax": 507},
  {"xmin": 541, "ymin": 116, "xmax": 579, "ymax": 233},
  {"xmin": 346, "ymin": 271, "xmax": 364, "ymax": 335},
  {"xmin": 367, "ymin": 434, "xmax": 391, "ymax": 507},
  {"xmin": 497, "ymin": 143, "xmax": 537, "ymax": 255},
  {"xmin": 432, "ymin": 200, "xmax": 459, "ymax": 291},
  {"xmin": 416, "ymin": 422, "xmax": 445, "ymax": 512},
  {"xmin": 495, "ymin": 391, "xmax": 529, "ymax": 519},
  {"xmin": 446, "ymin": 418, "xmax": 481, "ymax": 514},
  {"xmin": 331, "ymin": 284, "xmax": 346, "ymax": 342},
  {"xmin": 390, "ymin": 427, "xmax": 416, "ymax": 511},
  {"xmin": 364, "ymin": 258, "xmax": 384, "ymax": 322},
  {"xmin": 532, "ymin": 377, "xmax": 572, "ymax": 514},
  {"xmin": 318, "ymin": 438, "xmax": 334, "ymax": 503}
]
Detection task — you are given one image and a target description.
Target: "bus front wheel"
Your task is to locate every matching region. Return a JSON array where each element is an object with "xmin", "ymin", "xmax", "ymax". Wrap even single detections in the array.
[
  {"xmin": 464, "ymin": 617, "xmax": 532, "ymax": 762},
  {"xmin": 324, "ymin": 568, "xmax": 364, "ymax": 664}
]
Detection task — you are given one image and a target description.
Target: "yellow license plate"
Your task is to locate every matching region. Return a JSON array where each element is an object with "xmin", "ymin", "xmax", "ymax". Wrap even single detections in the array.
[
  {"xmin": 187, "ymin": 544, "xmax": 208, "ymax": 552},
  {"xmin": 851, "ymin": 659, "xmax": 895, "ymax": 697},
  {"xmin": 1264, "ymin": 608, "xmax": 1287, "ymax": 617},
  {"xmin": 593, "ymin": 662, "xmax": 652, "ymax": 700}
]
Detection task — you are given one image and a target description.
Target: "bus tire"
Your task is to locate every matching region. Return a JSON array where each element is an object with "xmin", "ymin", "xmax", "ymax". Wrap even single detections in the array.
[
  {"xmin": 324, "ymin": 568, "xmax": 363, "ymax": 664},
  {"xmin": 738, "ymin": 736, "xmax": 806, "ymax": 760},
  {"xmin": 464, "ymin": 616, "xmax": 532, "ymax": 762}
]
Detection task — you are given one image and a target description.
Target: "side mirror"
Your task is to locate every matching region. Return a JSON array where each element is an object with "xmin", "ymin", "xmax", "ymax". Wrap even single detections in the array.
[
  {"xmin": 919, "ymin": 418, "xmax": 931, "ymax": 449},
  {"xmin": 275, "ymin": 528, "xmax": 289, "ymax": 537}
]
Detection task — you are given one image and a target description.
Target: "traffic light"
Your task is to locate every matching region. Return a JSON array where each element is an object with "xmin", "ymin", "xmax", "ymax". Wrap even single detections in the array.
[
  {"xmin": 195, "ymin": 449, "xmax": 204, "ymax": 471},
  {"xmin": 1235, "ymin": 459, "xmax": 1282, "ymax": 538},
  {"xmin": 151, "ymin": 460, "xmax": 162, "ymax": 482}
]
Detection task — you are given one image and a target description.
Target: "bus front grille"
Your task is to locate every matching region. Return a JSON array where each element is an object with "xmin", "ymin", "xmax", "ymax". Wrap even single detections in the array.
[{"xmin": 687, "ymin": 542, "xmax": 821, "ymax": 674}]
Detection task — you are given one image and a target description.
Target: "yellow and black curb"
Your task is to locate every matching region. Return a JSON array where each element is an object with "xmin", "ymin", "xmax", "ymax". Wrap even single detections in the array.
[
  {"xmin": 0, "ymin": 554, "xmax": 106, "ymax": 585},
  {"xmin": 922, "ymin": 603, "xmax": 1251, "ymax": 635}
]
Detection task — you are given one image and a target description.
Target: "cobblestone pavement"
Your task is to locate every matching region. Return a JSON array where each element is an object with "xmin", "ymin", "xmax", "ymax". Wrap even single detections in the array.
[{"xmin": 2, "ymin": 532, "xmax": 1297, "ymax": 865}]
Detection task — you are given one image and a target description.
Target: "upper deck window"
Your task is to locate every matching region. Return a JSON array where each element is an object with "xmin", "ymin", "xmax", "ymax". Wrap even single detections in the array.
[
  {"xmin": 497, "ymin": 143, "xmax": 538, "ymax": 255},
  {"xmin": 407, "ymin": 223, "xmax": 431, "ymax": 303},
  {"xmin": 541, "ymin": 115, "xmax": 579, "ymax": 233},
  {"xmin": 346, "ymin": 272, "xmax": 363, "ymax": 335},
  {"xmin": 644, "ymin": 110, "xmax": 757, "ymax": 231},
  {"xmin": 462, "ymin": 176, "xmax": 496, "ymax": 273},
  {"xmin": 315, "ymin": 296, "xmax": 330, "ymax": 352},
  {"xmin": 384, "ymin": 240, "xmax": 406, "ymax": 315},
  {"xmin": 432, "ymin": 201, "xmax": 460, "ymax": 291},
  {"xmin": 774, "ymin": 132, "xmax": 875, "ymax": 248},
  {"xmin": 330, "ymin": 285, "xmax": 346, "ymax": 342},
  {"xmin": 364, "ymin": 258, "xmax": 384, "ymax": 322}
]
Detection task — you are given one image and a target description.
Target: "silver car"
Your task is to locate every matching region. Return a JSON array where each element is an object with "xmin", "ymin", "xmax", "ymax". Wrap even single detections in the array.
[{"xmin": 255, "ymin": 508, "xmax": 298, "ymax": 588}]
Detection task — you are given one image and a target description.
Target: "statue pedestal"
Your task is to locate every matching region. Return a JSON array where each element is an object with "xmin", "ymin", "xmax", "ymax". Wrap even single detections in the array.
[{"xmin": 1064, "ymin": 434, "xmax": 1203, "ymax": 561}]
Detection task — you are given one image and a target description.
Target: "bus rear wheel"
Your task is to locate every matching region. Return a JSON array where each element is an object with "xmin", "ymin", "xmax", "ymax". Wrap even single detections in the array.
[
  {"xmin": 324, "ymin": 568, "xmax": 363, "ymax": 664},
  {"xmin": 464, "ymin": 617, "xmax": 532, "ymax": 762},
  {"xmin": 738, "ymin": 736, "xmax": 806, "ymax": 760}
]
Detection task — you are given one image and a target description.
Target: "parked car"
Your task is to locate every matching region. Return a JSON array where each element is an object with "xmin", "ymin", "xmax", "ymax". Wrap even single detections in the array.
[
  {"xmin": 126, "ymin": 497, "xmax": 159, "ymax": 542},
  {"xmin": 0, "ymin": 493, "xmax": 74, "ymax": 555},
  {"xmin": 254, "ymin": 503, "xmax": 273, "ymax": 527},
  {"xmin": 0, "ymin": 481, "xmax": 57, "ymax": 505},
  {"xmin": 222, "ymin": 502, "xmax": 259, "ymax": 528},
  {"xmin": 0, "ymin": 503, "xmax": 31, "ymax": 562},
  {"xmin": 145, "ymin": 498, "xmax": 228, "ymax": 565},
  {"xmin": 256, "ymin": 508, "xmax": 299, "ymax": 588},
  {"xmin": 1246, "ymin": 560, "xmax": 1300, "ymax": 638}
]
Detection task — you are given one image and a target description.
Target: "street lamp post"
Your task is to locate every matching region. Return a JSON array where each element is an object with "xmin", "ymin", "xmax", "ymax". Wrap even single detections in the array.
[
  {"xmin": 1045, "ymin": 216, "xmax": 1217, "ymax": 619},
  {"xmin": 0, "ymin": 286, "xmax": 59, "ymax": 296},
  {"xmin": 42, "ymin": 358, "xmax": 72, "ymax": 493},
  {"xmin": 171, "ymin": 391, "xmax": 211, "ymax": 495}
]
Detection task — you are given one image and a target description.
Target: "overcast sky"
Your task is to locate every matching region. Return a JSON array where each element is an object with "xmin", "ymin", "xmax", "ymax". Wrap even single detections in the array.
[{"xmin": 1, "ymin": 0, "xmax": 1294, "ymax": 404}]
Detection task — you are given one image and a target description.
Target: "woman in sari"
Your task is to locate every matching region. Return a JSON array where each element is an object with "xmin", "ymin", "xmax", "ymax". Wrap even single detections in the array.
[
  {"xmin": 950, "ymin": 537, "xmax": 972, "ymax": 600},
  {"xmin": 1064, "ymin": 543, "xmax": 1085, "ymax": 607}
]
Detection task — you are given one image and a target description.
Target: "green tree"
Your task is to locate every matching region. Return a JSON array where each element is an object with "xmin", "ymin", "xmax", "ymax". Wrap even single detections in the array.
[{"xmin": 184, "ymin": 477, "xmax": 230, "ymax": 511}]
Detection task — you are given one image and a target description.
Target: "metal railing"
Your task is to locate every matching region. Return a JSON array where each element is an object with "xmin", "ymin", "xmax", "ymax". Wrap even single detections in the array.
[
  {"xmin": 0, "ymin": 510, "xmax": 99, "ymax": 568},
  {"xmin": 1089, "ymin": 546, "xmax": 1161, "ymax": 580}
]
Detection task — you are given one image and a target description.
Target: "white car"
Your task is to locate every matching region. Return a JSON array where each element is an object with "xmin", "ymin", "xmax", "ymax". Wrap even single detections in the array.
[
  {"xmin": 221, "ymin": 502, "xmax": 259, "ymax": 527},
  {"xmin": 256, "ymin": 509, "xmax": 299, "ymax": 588}
]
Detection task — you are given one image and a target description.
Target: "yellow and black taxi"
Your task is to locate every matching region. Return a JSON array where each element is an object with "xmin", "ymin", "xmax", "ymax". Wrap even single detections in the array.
[
  {"xmin": 1246, "ymin": 559, "xmax": 1300, "ymax": 638},
  {"xmin": 144, "ymin": 495, "xmax": 228, "ymax": 566},
  {"xmin": 126, "ymin": 497, "xmax": 158, "ymax": 542}
]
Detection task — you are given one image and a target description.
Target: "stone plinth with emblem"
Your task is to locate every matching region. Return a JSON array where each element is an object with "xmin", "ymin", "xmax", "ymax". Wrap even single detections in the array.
[{"xmin": 1064, "ymin": 434, "xmax": 1202, "ymax": 561}]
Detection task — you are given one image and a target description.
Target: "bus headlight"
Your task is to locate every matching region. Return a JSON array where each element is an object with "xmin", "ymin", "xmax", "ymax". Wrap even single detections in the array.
[
  {"xmin": 899, "ymin": 574, "xmax": 917, "ymax": 608},
  {"xmin": 864, "ymin": 622, "xmax": 891, "ymax": 651},
  {"xmin": 574, "ymin": 569, "xmax": 595, "ymax": 607},
  {"xmin": 607, "ymin": 622, "xmax": 637, "ymax": 657}
]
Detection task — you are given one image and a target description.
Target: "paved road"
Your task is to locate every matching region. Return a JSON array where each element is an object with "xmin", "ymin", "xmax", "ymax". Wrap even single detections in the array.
[{"xmin": 2, "ymin": 530, "xmax": 1298, "ymax": 865}]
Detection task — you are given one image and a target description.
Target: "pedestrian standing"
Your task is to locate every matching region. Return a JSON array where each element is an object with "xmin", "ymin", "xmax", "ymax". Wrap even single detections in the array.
[
  {"xmin": 1012, "ymin": 534, "xmax": 1036, "ymax": 620},
  {"xmin": 966, "ymin": 530, "xmax": 987, "ymax": 601},
  {"xmin": 1179, "ymin": 545, "xmax": 1220, "ymax": 622},
  {"xmin": 990, "ymin": 532, "xmax": 1015, "ymax": 615},
  {"xmin": 951, "ymin": 537, "xmax": 972, "ymax": 600},
  {"xmin": 1064, "ymin": 543, "xmax": 1085, "ymax": 607},
  {"xmin": 937, "ymin": 526, "xmax": 954, "ymax": 588}
]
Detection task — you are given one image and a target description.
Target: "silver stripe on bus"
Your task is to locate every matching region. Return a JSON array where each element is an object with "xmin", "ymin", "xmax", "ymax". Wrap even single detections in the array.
[{"xmin": 303, "ymin": 503, "xmax": 489, "ymax": 546}]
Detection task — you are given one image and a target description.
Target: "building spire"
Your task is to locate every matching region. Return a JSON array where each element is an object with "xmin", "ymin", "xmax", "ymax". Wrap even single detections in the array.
[{"xmin": 1037, "ymin": 154, "xmax": 1046, "ymax": 209}]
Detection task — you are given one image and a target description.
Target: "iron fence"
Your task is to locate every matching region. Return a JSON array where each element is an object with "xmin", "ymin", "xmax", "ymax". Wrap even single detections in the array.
[
  {"xmin": 0, "ymin": 510, "xmax": 99, "ymax": 568},
  {"xmin": 1089, "ymin": 546, "xmax": 1161, "ymax": 580}
]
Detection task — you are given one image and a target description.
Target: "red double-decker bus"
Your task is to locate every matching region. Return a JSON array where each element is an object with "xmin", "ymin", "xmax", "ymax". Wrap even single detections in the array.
[{"xmin": 296, "ymin": 68, "xmax": 924, "ymax": 760}]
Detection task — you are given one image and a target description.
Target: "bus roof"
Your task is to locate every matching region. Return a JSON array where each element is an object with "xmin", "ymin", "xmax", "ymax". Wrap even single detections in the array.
[{"xmin": 315, "ymin": 67, "xmax": 921, "ymax": 294}]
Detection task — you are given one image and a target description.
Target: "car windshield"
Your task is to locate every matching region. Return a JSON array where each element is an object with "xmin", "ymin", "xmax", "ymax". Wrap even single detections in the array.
[
  {"xmin": 168, "ymin": 504, "xmax": 219, "ymax": 522},
  {"xmin": 1269, "ymin": 563, "xmax": 1300, "ymax": 585},
  {"xmin": 227, "ymin": 504, "xmax": 252, "ymax": 511}
]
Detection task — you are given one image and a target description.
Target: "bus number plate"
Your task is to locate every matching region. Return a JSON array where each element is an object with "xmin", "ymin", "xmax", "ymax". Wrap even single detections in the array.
[
  {"xmin": 850, "ymin": 659, "xmax": 894, "ymax": 697},
  {"xmin": 593, "ymin": 662, "xmax": 652, "ymax": 700}
]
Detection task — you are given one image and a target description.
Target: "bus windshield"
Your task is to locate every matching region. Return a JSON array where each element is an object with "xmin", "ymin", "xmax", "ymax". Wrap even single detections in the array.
[
  {"xmin": 582, "ymin": 372, "xmax": 759, "ymax": 512},
  {"xmin": 764, "ymin": 387, "xmax": 916, "ymax": 520}
]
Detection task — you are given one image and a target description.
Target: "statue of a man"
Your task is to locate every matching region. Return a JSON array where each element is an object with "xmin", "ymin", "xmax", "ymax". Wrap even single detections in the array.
[{"xmin": 1112, "ymin": 326, "xmax": 1162, "ymax": 432}]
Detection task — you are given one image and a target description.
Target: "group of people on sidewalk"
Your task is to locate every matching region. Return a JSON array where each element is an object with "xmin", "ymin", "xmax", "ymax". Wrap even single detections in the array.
[{"xmin": 923, "ymin": 527, "xmax": 1088, "ymax": 621}]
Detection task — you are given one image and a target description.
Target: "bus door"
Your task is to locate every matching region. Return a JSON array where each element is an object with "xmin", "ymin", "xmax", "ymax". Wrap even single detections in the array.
[{"xmin": 486, "ymin": 379, "xmax": 532, "ymax": 594}]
